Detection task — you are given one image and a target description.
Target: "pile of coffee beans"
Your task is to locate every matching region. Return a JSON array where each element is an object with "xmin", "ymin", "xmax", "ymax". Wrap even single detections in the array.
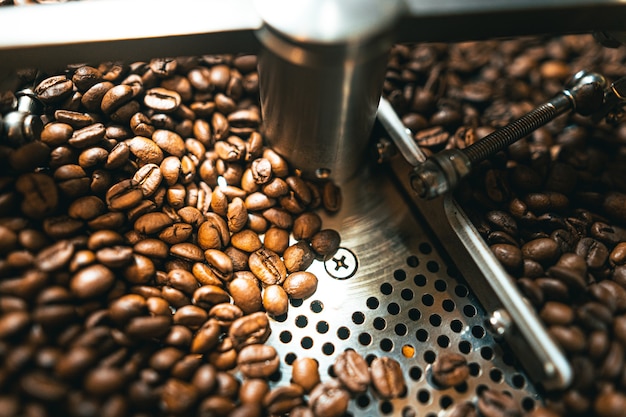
[
  {"xmin": 0, "ymin": 53, "xmax": 364, "ymax": 417},
  {"xmin": 385, "ymin": 35, "xmax": 626, "ymax": 416}
]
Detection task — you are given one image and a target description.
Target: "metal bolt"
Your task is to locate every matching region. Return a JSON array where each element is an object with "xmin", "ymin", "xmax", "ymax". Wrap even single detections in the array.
[
  {"xmin": 411, "ymin": 71, "xmax": 607, "ymax": 199},
  {"xmin": 486, "ymin": 309, "xmax": 513, "ymax": 338},
  {"xmin": 324, "ymin": 247, "xmax": 358, "ymax": 280},
  {"xmin": 2, "ymin": 88, "xmax": 44, "ymax": 147}
]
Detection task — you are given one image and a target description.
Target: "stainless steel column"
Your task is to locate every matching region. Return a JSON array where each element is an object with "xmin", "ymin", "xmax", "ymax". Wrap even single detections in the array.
[{"xmin": 255, "ymin": 0, "xmax": 404, "ymax": 183}]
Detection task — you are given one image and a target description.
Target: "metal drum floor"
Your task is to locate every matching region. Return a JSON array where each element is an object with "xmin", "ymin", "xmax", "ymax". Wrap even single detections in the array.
[{"xmin": 265, "ymin": 163, "xmax": 540, "ymax": 416}]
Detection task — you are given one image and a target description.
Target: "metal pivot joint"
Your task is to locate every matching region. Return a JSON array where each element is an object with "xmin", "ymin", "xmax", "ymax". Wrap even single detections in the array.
[
  {"xmin": 2, "ymin": 88, "xmax": 44, "ymax": 147},
  {"xmin": 411, "ymin": 71, "xmax": 607, "ymax": 200}
]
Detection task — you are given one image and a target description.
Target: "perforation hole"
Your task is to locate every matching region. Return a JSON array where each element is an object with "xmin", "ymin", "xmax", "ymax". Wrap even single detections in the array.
[
  {"xmin": 463, "ymin": 305, "xmax": 477, "ymax": 318},
  {"xmin": 352, "ymin": 312, "xmax": 365, "ymax": 325},
  {"xmin": 442, "ymin": 299, "xmax": 455, "ymax": 312},
  {"xmin": 337, "ymin": 326, "xmax": 350, "ymax": 340},
  {"xmin": 472, "ymin": 325, "xmax": 485, "ymax": 338},
  {"xmin": 440, "ymin": 395, "xmax": 453, "ymax": 409},
  {"xmin": 279, "ymin": 331, "xmax": 292, "ymax": 343},
  {"xmin": 437, "ymin": 335, "xmax": 450, "ymax": 348},
  {"xmin": 429, "ymin": 314, "xmax": 442, "ymax": 327},
  {"xmin": 394, "ymin": 269, "xmax": 407, "ymax": 281},
  {"xmin": 359, "ymin": 332, "xmax": 372, "ymax": 346},
  {"xmin": 427, "ymin": 260, "xmax": 439, "ymax": 273},
  {"xmin": 416, "ymin": 328, "xmax": 429, "ymax": 342},
  {"xmin": 422, "ymin": 294, "xmax": 434, "ymax": 306},
  {"xmin": 295, "ymin": 315, "xmax": 308, "ymax": 328},
  {"xmin": 407, "ymin": 256, "xmax": 419, "ymax": 267},
  {"xmin": 417, "ymin": 389, "xmax": 431, "ymax": 404},
  {"xmin": 285, "ymin": 353, "xmax": 296, "ymax": 365},
  {"xmin": 316, "ymin": 321, "xmax": 329, "ymax": 334},
  {"xmin": 490, "ymin": 368, "xmax": 503, "ymax": 383},
  {"xmin": 301, "ymin": 336, "xmax": 313, "ymax": 349},
  {"xmin": 434, "ymin": 279, "xmax": 447, "ymax": 292},
  {"xmin": 459, "ymin": 341, "xmax": 472, "ymax": 354},
  {"xmin": 322, "ymin": 342, "xmax": 335, "ymax": 356},
  {"xmin": 455, "ymin": 285, "xmax": 469, "ymax": 297},
  {"xmin": 450, "ymin": 319, "xmax": 463, "ymax": 333},
  {"xmin": 356, "ymin": 395, "xmax": 370, "ymax": 408},
  {"xmin": 373, "ymin": 317, "xmax": 386, "ymax": 331},
  {"xmin": 366, "ymin": 297, "xmax": 379, "ymax": 309},
  {"xmin": 481, "ymin": 346, "xmax": 494, "ymax": 360},
  {"xmin": 395, "ymin": 323, "xmax": 408, "ymax": 336},
  {"xmin": 409, "ymin": 366, "xmax": 423, "ymax": 381},
  {"xmin": 310, "ymin": 300, "xmax": 323, "ymax": 313},
  {"xmin": 408, "ymin": 308, "xmax": 421, "ymax": 321},
  {"xmin": 387, "ymin": 302, "xmax": 400, "ymax": 315},
  {"xmin": 419, "ymin": 242, "xmax": 432, "ymax": 254},
  {"xmin": 401, "ymin": 288, "xmax": 414, "ymax": 301},
  {"xmin": 414, "ymin": 274, "xmax": 427, "ymax": 287},
  {"xmin": 522, "ymin": 397, "xmax": 536, "ymax": 412},
  {"xmin": 512, "ymin": 374, "xmax": 526, "ymax": 389},
  {"xmin": 380, "ymin": 401, "xmax": 393, "ymax": 415},
  {"xmin": 380, "ymin": 282, "xmax": 393, "ymax": 295},
  {"xmin": 380, "ymin": 338, "xmax": 393, "ymax": 352},
  {"xmin": 423, "ymin": 350, "xmax": 436, "ymax": 364}
]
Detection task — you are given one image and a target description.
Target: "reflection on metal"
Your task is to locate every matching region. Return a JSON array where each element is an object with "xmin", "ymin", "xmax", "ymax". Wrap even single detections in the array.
[
  {"xmin": 266, "ymin": 161, "xmax": 539, "ymax": 415},
  {"xmin": 377, "ymin": 98, "xmax": 572, "ymax": 391}
]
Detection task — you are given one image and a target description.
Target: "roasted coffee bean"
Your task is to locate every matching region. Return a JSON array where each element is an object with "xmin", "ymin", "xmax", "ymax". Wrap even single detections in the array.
[
  {"xmin": 35, "ymin": 75, "xmax": 74, "ymax": 104},
  {"xmin": 310, "ymin": 229, "xmax": 341, "ymax": 259},
  {"xmin": 290, "ymin": 357, "xmax": 320, "ymax": 393},
  {"xmin": 249, "ymin": 248, "xmax": 287, "ymax": 285},
  {"xmin": 308, "ymin": 379, "xmax": 350, "ymax": 417},
  {"xmin": 283, "ymin": 241, "xmax": 316, "ymax": 273},
  {"xmin": 228, "ymin": 273, "xmax": 263, "ymax": 314},
  {"xmin": 370, "ymin": 356, "xmax": 406, "ymax": 399},
  {"xmin": 333, "ymin": 349, "xmax": 370, "ymax": 394},
  {"xmin": 190, "ymin": 318, "xmax": 221, "ymax": 354},
  {"xmin": 477, "ymin": 389, "xmax": 523, "ymax": 417},
  {"xmin": 540, "ymin": 301, "xmax": 574, "ymax": 326},
  {"xmin": 263, "ymin": 384, "xmax": 304, "ymax": 416},
  {"xmin": 228, "ymin": 311, "xmax": 270, "ymax": 348},
  {"xmin": 282, "ymin": 271, "xmax": 318, "ymax": 300},
  {"xmin": 292, "ymin": 212, "xmax": 322, "ymax": 241},
  {"xmin": 262, "ymin": 284, "xmax": 289, "ymax": 317},
  {"xmin": 430, "ymin": 352, "xmax": 470, "ymax": 388},
  {"xmin": 70, "ymin": 264, "xmax": 115, "ymax": 299},
  {"xmin": 263, "ymin": 226, "xmax": 289, "ymax": 255},
  {"xmin": 237, "ymin": 343, "xmax": 280, "ymax": 378}
]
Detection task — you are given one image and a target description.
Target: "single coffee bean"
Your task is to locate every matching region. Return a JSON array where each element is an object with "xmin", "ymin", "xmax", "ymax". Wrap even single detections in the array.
[
  {"xmin": 283, "ymin": 241, "xmax": 316, "ymax": 273},
  {"xmin": 370, "ymin": 356, "xmax": 406, "ymax": 399},
  {"xmin": 263, "ymin": 384, "xmax": 305, "ymax": 416},
  {"xmin": 477, "ymin": 389, "xmax": 523, "ymax": 417},
  {"xmin": 160, "ymin": 378, "xmax": 198, "ymax": 414},
  {"xmin": 231, "ymin": 229, "xmax": 263, "ymax": 252},
  {"xmin": 237, "ymin": 343, "xmax": 280, "ymax": 378},
  {"xmin": 282, "ymin": 271, "xmax": 318, "ymax": 300},
  {"xmin": 70, "ymin": 264, "xmax": 115, "ymax": 299},
  {"xmin": 190, "ymin": 318, "xmax": 221, "ymax": 354},
  {"xmin": 333, "ymin": 349, "xmax": 370, "ymax": 394},
  {"xmin": 310, "ymin": 229, "xmax": 341, "ymax": 260},
  {"xmin": 430, "ymin": 352, "xmax": 470, "ymax": 388},
  {"xmin": 308, "ymin": 379, "xmax": 350, "ymax": 417},
  {"xmin": 540, "ymin": 301, "xmax": 574, "ymax": 326},
  {"xmin": 291, "ymin": 357, "xmax": 320, "ymax": 393},
  {"xmin": 262, "ymin": 284, "xmax": 289, "ymax": 317},
  {"xmin": 35, "ymin": 75, "xmax": 74, "ymax": 104},
  {"xmin": 192, "ymin": 285, "xmax": 230, "ymax": 310},
  {"xmin": 228, "ymin": 311, "xmax": 271, "ymax": 349},
  {"xmin": 228, "ymin": 273, "xmax": 263, "ymax": 314},
  {"xmin": 249, "ymin": 248, "xmax": 287, "ymax": 285},
  {"xmin": 292, "ymin": 212, "xmax": 322, "ymax": 241},
  {"xmin": 263, "ymin": 226, "xmax": 290, "ymax": 255}
]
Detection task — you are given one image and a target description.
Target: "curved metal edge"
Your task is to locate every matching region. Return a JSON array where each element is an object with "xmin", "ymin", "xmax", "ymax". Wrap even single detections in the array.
[{"xmin": 0, "ymin": 0, "xmax": 262, "ymax": 73}]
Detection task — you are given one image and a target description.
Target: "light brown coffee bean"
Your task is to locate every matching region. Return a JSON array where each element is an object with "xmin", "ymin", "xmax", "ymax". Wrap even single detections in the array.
[
  {"xmin": 430, "ymin": 352, "xmax": 470, "ymax": 388},
  {"xmin": 198, "ymin": 213, "xmax": 230, "ymax": 250},
  {"xmin": 263, "ymin": 384, "xmax": 304, "ymax": 416},
  {"xmin": 262, "ymin": 284, "xmax": 289, "ymax": 317},
  {"xmin": 263, "ymin": 227, "xmax": 289, "ymax": 255},
  {"xmin": 228, "ymin": 273, "xmax": 263, "ymax": 314},
  {"xmin": 128, "ymin": 136, "xmax": 164, "ymax": 165},
  {"xmin": 70, "ymin": 264, "xmax": 115, "ymax": 299},
  {"xmin": 370, "ymin": 356, "xmax": 406, "ymax": 399},
  {"xmin": 237, "ymin": 344, "xmax": 280, "ymax": 378},
  {"xmin": 283, "ymin": 271, "xmax": 318, "ymax": 300},
  {"xmin": 190, "ymin": 318, "xmax": 221, "ymax": 354},
  {"xmin": 334, "ymin": 349, "xmax": 370, "ymax": 394},
  {"xmin": 228, "ymin": 311, "xmax": 271, "ymax": 348},
  {"xmin": 231, "ymin": 229, "xmax": 263, "ymax": 252},
  {"xmin": 249, "ymin": 248, "xmax": 287, "ymax": 285},
  {"xmin": 311, "ymin": 229, "xmax": 341, "ymax": 259},
  {"xmin": 309, "ymin": 379, "xmax": 350, "ymax": 417},
  {"xmin": 192, "ymin": 285, "xmax": 230, "ymax": 309}
]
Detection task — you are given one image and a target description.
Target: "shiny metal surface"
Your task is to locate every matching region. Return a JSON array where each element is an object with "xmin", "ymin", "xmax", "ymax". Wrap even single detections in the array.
[
  {"xmin": 377, "ymin": 99, "xmax": 572, "ymax": 390},
  {"xmin": 265, "ymin": 162, "xmax": 540, "ymax": 415}
]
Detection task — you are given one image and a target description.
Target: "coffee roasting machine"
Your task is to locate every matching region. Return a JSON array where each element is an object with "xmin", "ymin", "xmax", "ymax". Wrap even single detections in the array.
[{"xmin": 3, "ymin": 0, "xmax": 626, "ymax": 415}]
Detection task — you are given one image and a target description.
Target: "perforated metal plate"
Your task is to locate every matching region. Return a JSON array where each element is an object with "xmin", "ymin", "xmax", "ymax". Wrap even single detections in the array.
[{"xmin": 265, "ymin": 164, "xmax": 540, "ymax": 416}]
